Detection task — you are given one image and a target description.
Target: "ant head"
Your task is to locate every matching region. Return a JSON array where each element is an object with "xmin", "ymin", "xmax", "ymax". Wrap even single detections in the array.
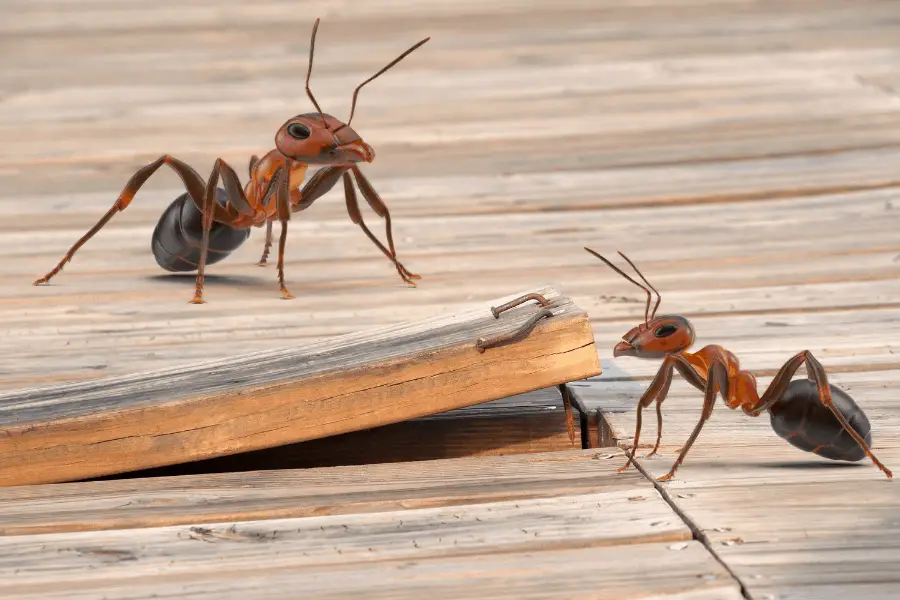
[
  {"xmin": 275, "ymin": 113, "xmax": 374, "ymax": 166},
  {"xmin": 584, "ymin": 247, "xmax": 695, "ymax": 359},
  {"xmin": 275, "ymin": 18, "xmax": 429, "ymax": 166}
]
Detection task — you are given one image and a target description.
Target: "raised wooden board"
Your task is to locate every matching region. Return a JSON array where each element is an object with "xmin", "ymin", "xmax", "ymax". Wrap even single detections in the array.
[
  {"xmin": 0, "ymin": 286, "xmax": 600, "ymax": 486},
  {"xmin": 96, "ymin": 386, "xmax": 582, "ymax": 479}
]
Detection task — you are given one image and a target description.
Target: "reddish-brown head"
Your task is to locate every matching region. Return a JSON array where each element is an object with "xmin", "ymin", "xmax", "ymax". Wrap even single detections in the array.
[
  {"xmin": 275, "ymin": 113, "xmax": 373, "ymax": 166},
  {"xmin": 584, "ymin": 247, "xmax": 695, "ymax": 360},
  {"xmin": 275, "ymin": 18, "xmax": 428, "ymax": 166}
]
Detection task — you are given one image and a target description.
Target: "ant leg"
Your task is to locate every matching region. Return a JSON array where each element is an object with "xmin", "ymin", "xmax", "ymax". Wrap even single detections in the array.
[
  {"xmin": 646, "ymin": 394, "xmax": 667, "ymax": 458},
  {"xmin": 292, "ymin": 166, "xmax": 345, "ymax": 212},
  {"xmin": 190, "ymin": 159, "xmax": 255, "ymax": 304},
  {"xmin": 34, "ymin": 155, "xmax": 220, "ymax": 286},
  {"xmin": 272, "ymin": 165, "xmax": 294, "ymax": 299},
  {"xmin": 657, "ymin": 359, "xmax": 729, "ymax": 482},
  {"xmin": 753, "ymin": 351, "xmax": 892, "ymax": 479},
  {"xmin": 343, "ymin": 173, "xmax": 419, "ymax": 286},
  {"xmin": 350, "ymin": 166, "xmax": 421, "ymax": 285},
  {"xmin": 256, "ymin": 221, "xmax": 273, "ymax": 266},
  {"xmin": 619, "ymin": 356, "xmax": 676, "ymax": 473}
]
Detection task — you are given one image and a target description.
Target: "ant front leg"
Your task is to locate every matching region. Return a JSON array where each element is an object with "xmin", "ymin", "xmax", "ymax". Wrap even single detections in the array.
[
  {"xmin": 619, "ymin": 355, "xmax": 677, "ymax": 473},
  {"xmin": 272, "ymin": 163, "xmax": 294, "ymax": 299},
  {"xmin": 350, "ymin": 167, "xmax": 421, "ymax": 286},
  {"xmin": 753, "ymin": 350, "xmax": 892, "ymax": 479},
  {"xmin": 34, "ymin": 155, "xmax": 218, "ymax": 286},
  {"xmin": 256, "ymin": 221, "xmax": 274, "ymax": 266},
  {"xmin": 646, "ymin": 391, "xmax": 669, "ymax": 458},
  {"xmin": 657, "ymin": 358, "xmax": 729, "ymax": 482}
]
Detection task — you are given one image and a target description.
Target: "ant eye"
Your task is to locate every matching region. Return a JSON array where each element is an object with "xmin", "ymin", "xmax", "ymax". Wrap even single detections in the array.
[
  {"xmin": 287, "ymin": 123, "xmax": 311, "ymax": 140},
  {"xmin": 654, "ymin": 324, "xmax": 678, "ymax": 338}
]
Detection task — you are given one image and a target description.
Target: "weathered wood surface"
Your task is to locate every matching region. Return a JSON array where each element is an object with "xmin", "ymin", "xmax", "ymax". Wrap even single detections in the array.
[
  {"xmin": 0, "ymin": 286, "xmax": 599, "ymax": 486},
  {"xmin": 96, "ymin": 386, "xmax": 581, "ymax": 479},
  {"xmin": 1, "ymin": 0, "xmax": 899, "ymax": 394},
  {"xmin": 575, "ymin": 369, "xmax": 900, "ymax": 600},
  {"xmin": 3, "ymin": 0, "xmax": 900, "ymax": 598},
  {"xmin": 0, "ymin": 448, "xmax": 743, "ymax": 600},
  {"xmin": 0, "ymin": 449, "xmax": 629, "ymax": 537}
]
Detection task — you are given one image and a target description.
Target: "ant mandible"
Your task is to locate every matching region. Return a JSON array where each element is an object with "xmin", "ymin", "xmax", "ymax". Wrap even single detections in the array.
[
  {"xmin": 34, "ymin": 18, "xmax": 428, "ymax": 303},
  {"xmin": 585, "ymin": 247, "xmax": 892, "ymax": 482}
]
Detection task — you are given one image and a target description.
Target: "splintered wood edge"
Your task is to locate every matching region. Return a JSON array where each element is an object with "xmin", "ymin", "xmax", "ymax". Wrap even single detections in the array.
[{"xmin": 0, "ymin": 286, "xmax": 601, "ymax": 486}]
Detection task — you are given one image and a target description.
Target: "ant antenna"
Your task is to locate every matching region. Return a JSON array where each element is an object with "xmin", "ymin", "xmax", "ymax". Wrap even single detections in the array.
[
  {"xmin": 305, "ymin": 18, "xmax": 330, "ymax": 130},
  {"xmin": 584, "ymin": 247, "xmax": 653, "ymax": 326},
  {"xmin": 616, "ymin": 251, "xmax": 662, "ymax": 320},
  {"xmin": 343, "ymin": 36, "xmax": 431, "ymax": 128}
]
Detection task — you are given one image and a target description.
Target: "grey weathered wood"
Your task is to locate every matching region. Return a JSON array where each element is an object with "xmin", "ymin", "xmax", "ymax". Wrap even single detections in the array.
[
  {"xmin": 0, "ymin": 480, "xmax": 742, "ymax": 600},
  {"xmin": 0, "ymin": 286, "xmax": 600, "ymax": 486},
  {"xmin": 0, "ymin": 544, "xmax": 740, "ymax": 600},
  {"xmin": 0, "ymin": 448, "xmax": 639, "ymax": 537}
]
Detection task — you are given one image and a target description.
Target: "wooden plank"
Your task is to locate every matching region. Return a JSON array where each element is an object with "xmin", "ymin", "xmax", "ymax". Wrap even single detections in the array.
[
  {"xmin": 0, "ymin": 463, "xmax": 740, "ymax": 599},
  {"xmin": 0, "ymin": 543, "xmax": 739, "ymax": 600},
  {"xmin": 96, "ymin": 386, "xmax": 581, "ymax": 478},
  {"xmin": 0, "ymin": 286, "xmax": 600, "ymax": 486},
  {"xmin": 0, "ymin": 448, "xmax": 639, "ymax": 537}
]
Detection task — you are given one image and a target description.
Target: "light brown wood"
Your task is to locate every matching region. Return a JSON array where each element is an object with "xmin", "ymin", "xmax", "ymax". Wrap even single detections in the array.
[
  {"xmin": 1, "ymin": 0, "xmax": 899, "ymax": 395},
  {"xmin": 97, "ymin": 387, "xmax": 582, "ymax": 478},
  {"xmin": 0, "ymin": 287, "xmax": 600, "ymax": 486}
]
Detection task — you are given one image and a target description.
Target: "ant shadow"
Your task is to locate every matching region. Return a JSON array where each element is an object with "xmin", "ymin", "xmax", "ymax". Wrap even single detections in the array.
[
  {"xmin": 147, "ymin": 272, "xmax": 266, "ymax": 289},
  {"xmin": 749, "ymin": 460, "xmax": 868, "ymax": 472}
]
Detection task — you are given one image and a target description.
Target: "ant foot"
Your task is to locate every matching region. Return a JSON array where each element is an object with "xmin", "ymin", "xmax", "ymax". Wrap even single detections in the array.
[
  {"xmin": 256, "ymin": 261, "xmax": 269, "ymax": 267},
  {"xmin": 644, "ymin": 449, "xmax": 659, "ymax": 458},
  {"xmin": 33, "ymin": 277, "xmax": 49, "ymax": 286},
  {"xmin": 189, "ymin": 295, "xmax": 206, "ymax": 305},
  {"xmin": 280, "ymin": 289, "xmax": 295, "ymax": 300},
  {"xmin": 396, "ymin": 264, "xmax": 421, "ymax": 287},
  {"xmin": 656, "ymin": 472, "xmax": 675, "ymax": 483}
]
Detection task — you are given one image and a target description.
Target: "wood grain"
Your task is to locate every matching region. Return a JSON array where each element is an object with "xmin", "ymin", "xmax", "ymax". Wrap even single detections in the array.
[
  {"xmin": 95, "ymin": 387, "xmax": 582, "ymax": 478},
  {"xmin": 0, "ymin": 453, "xmax": 741, "ymax": 600},
  {"xmin": 0, "ymin": 448, "xmax": 638, "ymax": 537},
  {"xmin": 0, "ymin": 287, "xmax": 600, "ymax": 486},
  {"xmin": 2, "ymin": 0, "xmax": 900, "ymax": 597}
]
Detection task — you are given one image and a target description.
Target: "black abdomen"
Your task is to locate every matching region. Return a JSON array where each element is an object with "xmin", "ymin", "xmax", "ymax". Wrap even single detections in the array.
[
  {"xmin": 151, "ymin": 189, "xmax": 251, "ymax": 272},
  {"xmin": 769, "ymin": 379, "xmax": 872, "ymax": 462}
]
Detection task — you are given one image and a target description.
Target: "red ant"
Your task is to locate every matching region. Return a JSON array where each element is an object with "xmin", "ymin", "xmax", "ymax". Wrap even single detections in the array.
[
  {"xmin": 34, "ymin": 19, "xmax": 428, "ymax": 303},
  {"xmin": 585, "ymin": 247, "xmax": 892, "ymax": 482}
]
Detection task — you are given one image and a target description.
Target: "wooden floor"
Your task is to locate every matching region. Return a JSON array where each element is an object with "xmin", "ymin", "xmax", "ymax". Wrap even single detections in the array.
[{"xmin": 1, "ymin": 0, "xmax": 900, "ymax": 598}]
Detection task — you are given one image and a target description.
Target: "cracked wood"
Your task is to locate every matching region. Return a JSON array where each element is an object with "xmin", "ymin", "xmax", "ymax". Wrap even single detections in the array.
[{"xmin": 0, "ymin": 285, "xmax": 599, "ymax": 486}]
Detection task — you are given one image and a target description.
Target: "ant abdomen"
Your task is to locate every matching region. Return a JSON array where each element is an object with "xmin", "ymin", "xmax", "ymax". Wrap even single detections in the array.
[
  {"xmin": 769, "ymin": 379, "xmax": 872, "ymax": 462},
  {"xmin": 151, "ymin": 188, "xmax": 251, "ymax": 273}
]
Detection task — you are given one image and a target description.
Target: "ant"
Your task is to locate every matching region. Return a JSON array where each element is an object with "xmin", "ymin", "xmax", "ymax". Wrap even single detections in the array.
[
  {"xmin": 34, "ymin": 19, "xmax": 429, "ymax": 303},
  {"xmin": 584, "ymin": 247, "xmax": 892, "ymax": 482}
]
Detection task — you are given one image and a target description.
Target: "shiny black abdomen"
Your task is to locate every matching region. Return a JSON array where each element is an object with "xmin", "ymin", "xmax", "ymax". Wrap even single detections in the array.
[
  {"xmin": 769, "ymin": 379, "xmax": 872, "ymax": 462},
  {"xmin": 151, "ymin": 188, "xmax": 251, "ymax": 272}
]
